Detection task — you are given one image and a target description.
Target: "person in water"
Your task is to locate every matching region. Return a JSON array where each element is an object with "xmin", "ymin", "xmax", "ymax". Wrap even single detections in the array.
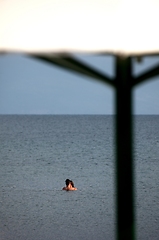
[{"xmin": 62, "ymin": 179, "xmax": 77, "ymax": 191}]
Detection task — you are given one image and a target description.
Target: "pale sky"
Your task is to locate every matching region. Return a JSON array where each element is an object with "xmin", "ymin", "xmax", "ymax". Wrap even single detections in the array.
[{"xmin": 0, "ymin": 54, "xmax": 159, "ymax": 115}]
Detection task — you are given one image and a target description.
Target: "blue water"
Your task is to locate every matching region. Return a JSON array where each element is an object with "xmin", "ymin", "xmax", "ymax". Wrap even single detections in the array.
[{"xmin": 0, "ymin": 115, "xmax": 159, "ymax": 240}]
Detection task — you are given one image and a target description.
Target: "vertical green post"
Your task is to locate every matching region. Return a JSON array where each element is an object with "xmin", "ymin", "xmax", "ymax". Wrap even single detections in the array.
[{"xmin": 115, "ymin": 56, "xmax": 135, "ymax": 240}]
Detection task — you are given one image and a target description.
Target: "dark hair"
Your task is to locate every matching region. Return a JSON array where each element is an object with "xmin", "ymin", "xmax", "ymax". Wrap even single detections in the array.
[
  {"xmin": 65, "ymin": 179, "xmax": 70, "ymax": 186},
  {"xmin": 70, "ymin": 180, "xmax": 74, "ymax": 187}
]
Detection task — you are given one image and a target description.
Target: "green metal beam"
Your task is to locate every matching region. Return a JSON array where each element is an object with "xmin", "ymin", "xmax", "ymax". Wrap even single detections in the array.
[
  {"xmin": 132, "ymin": 64, "xmax": 159, "ymax": 87},
  {"xmin": 31, "ymin": 54, "xmax": 114, "ymax": 87},
  {"xmin": 115, "ymin": 56, "xmax": 135, "ymax": 240}
]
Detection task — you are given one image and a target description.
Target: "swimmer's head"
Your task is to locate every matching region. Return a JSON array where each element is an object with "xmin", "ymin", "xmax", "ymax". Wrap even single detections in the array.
[
  {"xmin": 65, "ymin": 179, "xmax": 70, "ymax": 186},
  {"xmin": 70, "ymin": 180, "xmax": 74, "ymax": 187}
]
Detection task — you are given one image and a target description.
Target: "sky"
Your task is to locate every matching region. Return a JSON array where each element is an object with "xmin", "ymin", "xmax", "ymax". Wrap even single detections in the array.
[{"xmin": 0, "ymin": 53, "xmax": 159, "ymax": 115}]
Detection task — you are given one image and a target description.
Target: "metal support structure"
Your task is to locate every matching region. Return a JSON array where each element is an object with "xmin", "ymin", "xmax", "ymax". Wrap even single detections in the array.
[
  {"xmin": 31, "ymin": 54, "xmax": 114, "ymax": 87},
  {"xmin": 132, "ymin": 63, "xmax": 159, "ymax": 87},
  {"xmin": 115, "ymin": 56, "xmax": 135, "ymax": 240}
]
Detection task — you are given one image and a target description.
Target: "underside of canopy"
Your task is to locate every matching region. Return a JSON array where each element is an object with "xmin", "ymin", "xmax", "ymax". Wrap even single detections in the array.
[{"xmin": 0, "ymin": 0, "xmax": 159, "ymax": 56}]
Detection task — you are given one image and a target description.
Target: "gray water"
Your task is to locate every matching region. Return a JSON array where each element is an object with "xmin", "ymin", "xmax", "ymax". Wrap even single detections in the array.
[
  {"xmin": 134, "ymin": 116, "xmax": 159, "ymax": 240},
  {"xmin": 0, "ymin": 115, "xmax": 159, "ymax": 240}
]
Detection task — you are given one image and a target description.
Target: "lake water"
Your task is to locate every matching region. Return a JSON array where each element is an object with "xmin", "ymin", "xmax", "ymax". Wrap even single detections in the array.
[{"xmin": 0, "ymin": 115, "xmax": 159, "ymax": 240}]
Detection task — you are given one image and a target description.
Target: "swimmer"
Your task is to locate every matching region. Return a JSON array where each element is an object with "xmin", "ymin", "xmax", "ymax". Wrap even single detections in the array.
[
  {"xmin": 62, "ymin": 179, "xmax": 77, "ymax": 191},
  {"xmin": 70, "ymin": 180, "xmax": 74, "ymax": 187}
]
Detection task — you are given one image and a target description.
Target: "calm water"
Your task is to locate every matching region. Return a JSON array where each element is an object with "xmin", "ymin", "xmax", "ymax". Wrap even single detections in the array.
[{"xmin": 0, "ymin": 115, "xmax": 159, "ymax": 240}]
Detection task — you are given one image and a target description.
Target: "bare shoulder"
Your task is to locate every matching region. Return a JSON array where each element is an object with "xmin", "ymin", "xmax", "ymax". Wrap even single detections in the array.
[
  {"xmin": 62, "ymin": 187, "xmax": 77, "ymax": 191},
  {"xmin": 70, "ymin": 187, "xmax": 77, "ymax": 191}
]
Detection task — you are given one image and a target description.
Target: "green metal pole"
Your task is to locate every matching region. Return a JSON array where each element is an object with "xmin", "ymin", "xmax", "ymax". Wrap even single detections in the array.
[{"xmin": 115, "ymin": 56, "xmax": 135, "ymax": 240}]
